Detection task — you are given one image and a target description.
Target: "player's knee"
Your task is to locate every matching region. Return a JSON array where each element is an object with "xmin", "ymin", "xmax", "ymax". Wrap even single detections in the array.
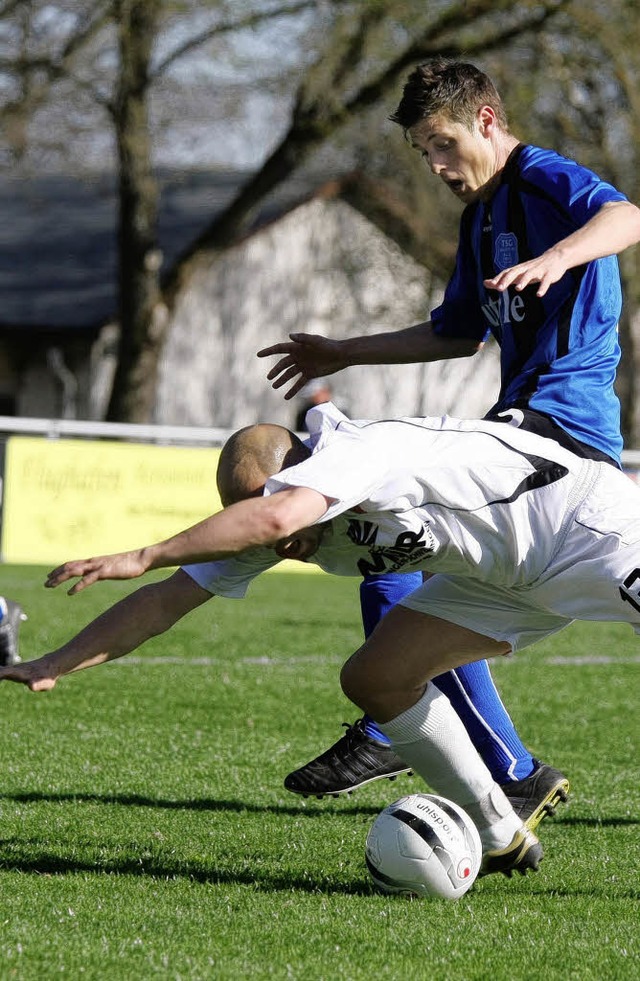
[
  {"xmin": 340, "ymin": 648, "xmax": 387, "ymax": 712},
  {"xmin": 340, "ymin": 650, "xmax": 370, "ymax": 709}
]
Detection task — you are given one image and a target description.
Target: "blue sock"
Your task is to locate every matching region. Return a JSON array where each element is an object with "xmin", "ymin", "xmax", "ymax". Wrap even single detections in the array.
[{"xmin": 358, "ymin": 573, "xmax": 534, "ymax": 783}]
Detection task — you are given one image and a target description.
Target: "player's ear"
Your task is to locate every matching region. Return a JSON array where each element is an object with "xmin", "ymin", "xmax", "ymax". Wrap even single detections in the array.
[{"xmin": 477, "ymin": 105, "xmax": 496, "ymax": 136}]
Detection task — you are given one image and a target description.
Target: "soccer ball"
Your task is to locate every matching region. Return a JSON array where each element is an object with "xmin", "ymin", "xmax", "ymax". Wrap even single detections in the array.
[{"xmin": 365, "ymin": 793, "xmax": 482, "ymax": 900}]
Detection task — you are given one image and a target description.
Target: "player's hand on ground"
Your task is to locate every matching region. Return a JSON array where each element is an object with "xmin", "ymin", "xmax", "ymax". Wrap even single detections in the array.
[
  {"xmin": 45, "ymin": 550, "xmax": 148, "ymax": 595},
  {"xmin": 0, "ymin": 657, "xmax": 58, "ymax": 691},
  {"xmin": 257, "ymin": 333, "xmax": 345, "ymax": 399},
  {"xmin": 484, "ymin": 251, "xmax": 567, "ymax": 298}
]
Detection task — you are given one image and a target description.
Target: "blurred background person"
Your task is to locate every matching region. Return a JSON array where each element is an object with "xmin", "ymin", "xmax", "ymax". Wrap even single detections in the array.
[
  {"xmin": 295, "ymin": 378, "xmax": 339, "ymax": 433},
  {"xmin": 0, "ymin": 596, "xmax": 27, "ymax": 666}
]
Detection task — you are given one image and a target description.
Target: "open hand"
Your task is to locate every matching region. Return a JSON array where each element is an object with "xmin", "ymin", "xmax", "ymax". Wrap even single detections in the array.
[
  {"xmin": 257, "ymin": 333, "xmax": 345, "ymax": 399},
  {"xmin": 0, "ymin": 658, "xmax": 58, "ymax": 691},
  {"xmin": 484, "ymin": 250, "xmax": 568, "ymax": 298},
  {"xmin": 45, "ymin": 549, "xmax": 149, "ymax": 595}
]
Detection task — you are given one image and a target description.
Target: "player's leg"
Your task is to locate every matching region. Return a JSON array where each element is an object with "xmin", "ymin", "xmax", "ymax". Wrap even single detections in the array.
[
  {"xmin": 287, "ymin": 570, "xmax": 536, "ymax": 783},
  {"xmin": 285, "ymin": 573, "xmax": 569, "ymax": 830},
  {"xmin": 340, "ymin": 606, "xmax": 541, "ymax": 875},
  {"xmin": 361, "ymin": 572, "xmax": 536, "ymax": 780},
  {"xmin": 286, "ymin": 572, "xmax": 541, "ymax": 791},
  {"xmin": 284, "ymin": 573, "xmax": 420, "ymax": 797}
]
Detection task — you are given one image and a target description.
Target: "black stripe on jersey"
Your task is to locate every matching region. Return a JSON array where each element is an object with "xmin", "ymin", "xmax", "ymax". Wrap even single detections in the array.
[
  {"xmin": 513, "ymin": 174, "xmax": 574, "ymax": 222},
  {"xmin": 495, "ymin": 162, "xmax": 548, "ymax": 400},
  {"xmin": 479, "ymin": 201, "xmax": 495, "ymax": 279},
  {"xmin": 503, "ymin": 167, "xmax": 587, "ymax": 361},
  {"xmin": 505, "ymin": 365, "xmax": 551, "ymax": 407},
  {"xmin": 391, "ymin": 808, "xmax": 459, "ymax": 886},
  {"xmin": 478, "ymin": 205, "xmax": 503, "ymax": 348},
  {"xmin": 490, "ymin": 455, "xmax": 568, "ymax": 506},
  {"xmin": 555, "ymin": 265, "xmax": 586, "ymax": 359},
  {"xmin": 497, "ymin": 146, "xmax": 590, "ymax": 403},
  {"xmin": 477, "ymin": 146, "xmax": 543, "ymax": 401},
  {"xmin": 501, "ymin": 142, "xmax": 527, "ymax": 182},
  {"xmin": 350, "ymin": 418, "xmax": 570, "ymax": 511}
]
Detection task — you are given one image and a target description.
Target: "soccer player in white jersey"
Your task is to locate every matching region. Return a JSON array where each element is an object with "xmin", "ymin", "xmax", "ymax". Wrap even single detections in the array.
[{"xmin": 3, "ymin": 404, "xmax": 640, "ymax": 878}]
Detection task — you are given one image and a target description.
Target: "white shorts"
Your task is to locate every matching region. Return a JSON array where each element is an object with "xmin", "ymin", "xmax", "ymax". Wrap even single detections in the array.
[{"xmin": 400, "ymin": 465, "xmax": 640, "ymax": 652}]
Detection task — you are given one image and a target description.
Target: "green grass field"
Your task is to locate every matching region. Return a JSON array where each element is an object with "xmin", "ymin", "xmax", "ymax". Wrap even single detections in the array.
[{"xmin": 0, "ymin": 564, "xmax": 638, "ymax": 980}]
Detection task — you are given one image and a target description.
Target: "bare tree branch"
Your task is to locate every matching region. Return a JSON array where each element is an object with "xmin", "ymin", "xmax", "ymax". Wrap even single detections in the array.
[
  {"xmin": 152, "ymin": 0, "xmax": 344, "ymax": 79},
  {"xmin": 0, "ymin": 0, "xmax": 111, "ymax": 124},
  {"xmin": 339, "ymin": 170, "xmax": 456, "ymax": 279},
  {"xmin": 163, "ymin": 0, "xmax": 570, "ymax": 297},
  {"xmin": 0, "ymin": 0, "xmax": 29, "ymax": 18},
  {"xmin": 337, "ymin": 0, "xmax": 571, "ymax": 123}
]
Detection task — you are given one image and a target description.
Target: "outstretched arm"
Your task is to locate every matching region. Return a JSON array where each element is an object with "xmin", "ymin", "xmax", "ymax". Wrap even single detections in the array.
[
  {"xmin": 0, "ymin": 569, "xmax": 210, "ymax": 691},
  {"xmin": 45, "ymin": 485, "xmax": 330, "ymax": 595},
  {"xmin": 484, "ymin": 200, "xmax": 640, "ymax": 297},
  {"xmin": 257, "ymin": 323, "xmax": 478, "ymax": 399}
]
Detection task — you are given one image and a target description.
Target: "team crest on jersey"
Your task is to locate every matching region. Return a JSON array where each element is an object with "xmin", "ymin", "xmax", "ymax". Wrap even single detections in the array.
[{"xmin": 494, "ymin": 232, "xmax": 518, "ymax": 271}]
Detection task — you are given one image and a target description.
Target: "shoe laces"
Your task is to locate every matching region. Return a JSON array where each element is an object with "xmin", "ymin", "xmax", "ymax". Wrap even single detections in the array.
[{"xmin": 339, "ymin": 719, "xmax": 367, "ymax": 746}]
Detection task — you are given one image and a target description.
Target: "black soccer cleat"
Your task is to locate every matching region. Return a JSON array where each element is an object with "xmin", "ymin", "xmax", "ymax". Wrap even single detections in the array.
[
  {"xmin": 501, "ymin": 760, "xmax": 569, "ymax": 833},
  {"xmin": 478, "ymin": 826, "xmax": 543, "ymax": 879},
  {"xmin": 0, "ymin": 598, "xmax": 27, "ymax": 667},
  {"xmin": 284, "ymin": 718, "xmax": 412, "ymax": 798}
]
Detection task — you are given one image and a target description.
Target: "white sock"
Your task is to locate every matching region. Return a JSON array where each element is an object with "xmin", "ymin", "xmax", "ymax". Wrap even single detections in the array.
[{"xmin": 379, "ymin": 684, "xmax": 523, "ymax": 851}]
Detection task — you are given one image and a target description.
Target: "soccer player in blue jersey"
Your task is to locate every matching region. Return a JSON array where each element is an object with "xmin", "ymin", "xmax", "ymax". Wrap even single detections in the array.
[{"xmin": 258, "ymin": 58, "xmax": 640, "ymax": 807}]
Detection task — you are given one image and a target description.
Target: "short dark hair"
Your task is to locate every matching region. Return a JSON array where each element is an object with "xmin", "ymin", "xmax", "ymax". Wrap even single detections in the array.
[{"xmin": 390, "ymin": 58, "xmax": 509, "ymax": 132}]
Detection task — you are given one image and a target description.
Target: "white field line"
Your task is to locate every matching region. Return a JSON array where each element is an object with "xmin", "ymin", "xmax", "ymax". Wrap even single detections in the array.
[
  {"xmin": 116, "ymin": 653, "xmax": 640, "ymax": 667},
  {"xmin": 118, "ymin": 654, "xmax": 343, "ymax": 666},
  {"xmin": 545, "ymin": 655, "xmax": 640, "ymax": 665}
]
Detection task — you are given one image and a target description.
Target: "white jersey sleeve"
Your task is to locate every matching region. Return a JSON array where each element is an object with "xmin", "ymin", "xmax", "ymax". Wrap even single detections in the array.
[{"xmin": 182, "ymin": 547, "xmax": 281, "ymax": 598}]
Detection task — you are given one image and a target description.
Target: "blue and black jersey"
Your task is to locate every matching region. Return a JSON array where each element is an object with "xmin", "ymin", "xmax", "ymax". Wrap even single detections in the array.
[{"xmin": 431, "ymin": 144, "xmax": 627, "ymax": 463}]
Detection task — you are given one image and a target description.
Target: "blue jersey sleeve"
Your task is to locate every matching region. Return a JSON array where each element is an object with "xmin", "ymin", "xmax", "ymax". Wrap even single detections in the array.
[{"xmin": 517, "ymin": 146, "xmax": 628, "ymax": 225}]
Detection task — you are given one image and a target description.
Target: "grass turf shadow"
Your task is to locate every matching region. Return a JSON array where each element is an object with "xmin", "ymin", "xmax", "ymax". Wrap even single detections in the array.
[{"xmin": 0, "ymin": 789, "xmax": 384, "ymax": 817}]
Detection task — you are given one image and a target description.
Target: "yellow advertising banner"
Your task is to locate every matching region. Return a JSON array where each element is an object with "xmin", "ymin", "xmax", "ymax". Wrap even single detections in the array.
[
  {"xmin": 2, "ymin": 436, "xmax": 223, "ymax": 565},
  {"xmin": 1, "ymin": 436, "xmax": 320, "ymax": 573}
]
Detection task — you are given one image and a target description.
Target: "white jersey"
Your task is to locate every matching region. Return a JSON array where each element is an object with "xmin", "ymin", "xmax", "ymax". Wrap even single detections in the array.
[
  {"xmin": 186, "ymin": 403, "xmax": 590, "ymax": 590},
  {"xmin": 185, "ymin": 403, "xmax": 640, "ymax": 649}
]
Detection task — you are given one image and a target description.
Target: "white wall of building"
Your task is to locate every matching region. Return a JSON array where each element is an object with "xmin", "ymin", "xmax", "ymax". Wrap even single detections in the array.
[{"xmin": 154, "ymin": 197, "xmax": 501, "ymax": 430}]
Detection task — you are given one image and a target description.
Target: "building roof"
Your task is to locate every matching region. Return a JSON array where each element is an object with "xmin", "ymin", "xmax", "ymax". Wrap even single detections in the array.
[
  {"xmin": 0, "ymin": 169, "xmax": 301, "ymax": 332},
  {"xmin": 0, "ymin": 168, "xmax": 444, "ymax": 336}
]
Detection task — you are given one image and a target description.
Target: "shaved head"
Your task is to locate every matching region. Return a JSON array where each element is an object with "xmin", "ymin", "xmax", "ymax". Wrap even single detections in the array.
[{"xmin": 217, "ymin": 424, "xmax": 311, "ymax": 507}]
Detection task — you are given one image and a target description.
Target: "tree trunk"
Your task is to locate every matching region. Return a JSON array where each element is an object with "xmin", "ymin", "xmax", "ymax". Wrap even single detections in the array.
[{"xmin": 107, "ymin": 0, "xmax": 164, "ymax": 423}]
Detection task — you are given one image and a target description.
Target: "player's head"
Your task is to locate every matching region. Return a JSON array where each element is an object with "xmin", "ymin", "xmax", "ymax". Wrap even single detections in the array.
[
  {"xmin": 391, "ymin": 60, "xmax": 512, "ymax": 205},
  {"xmin": 217, "ymin": 424, "xmax": 310, "ymax": 506},
  {"xmin": 390, "ymin": 59, "xmax": 509, "ymax": 134}
]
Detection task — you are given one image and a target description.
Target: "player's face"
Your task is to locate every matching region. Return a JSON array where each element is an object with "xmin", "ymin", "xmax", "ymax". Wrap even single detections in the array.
[
  {"xmin": 408, "ymin": 109, "xmax": 497, "ymax": 203},
  {"xmin": 274, "ymin": 525, "xmax": 324, "ymax": 562}
]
